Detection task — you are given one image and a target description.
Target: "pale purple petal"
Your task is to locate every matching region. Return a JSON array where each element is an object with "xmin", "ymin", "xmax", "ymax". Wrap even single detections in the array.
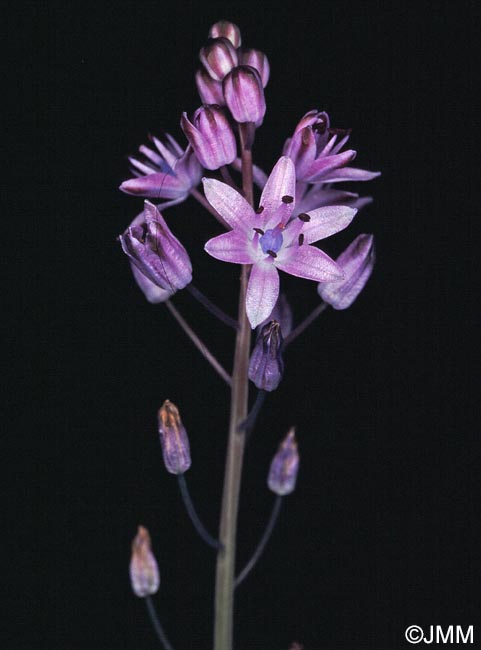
[
  {"xmin": 120, "ymin": 172, "xmax": 186, "ymax": 199},
  {"xmin": 202, "ymin": 178, "xmax": 255, "ymax": 231},
  {"xmin": 204, "ymin": 230, "xmax": 255, "ymax": 264},
  {"xmin": 276, "ymin": 246, "xmax": 343, "ymax": 282},
  {"xmin": 294, "ymin": 187, "xmax": 361, "ymax": 215},
  {"xmin": 301, "ymin": 205, "xmax": 357, "ymax": 244},
  {"xmin": 130, "ymin": 263, "xmax": 172, "ymax": 303},
  {"xmin": 259, "ymin": 156, "xmax": 296, "ymax": 227},
  {"xmin": 321, "ymin": 167, "xmax": 381, "ymax": 183},
  {"xmin": 246, "ymin": 261, "xmax": 280, "ymax": 328},
  {"xmin": 304, "ymin": 150, "xmax": 357, "ymax": 183}
]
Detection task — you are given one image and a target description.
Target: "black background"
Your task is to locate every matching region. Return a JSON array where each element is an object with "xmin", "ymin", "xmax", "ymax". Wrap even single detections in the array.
[{"xmin": 7, "ymin": 1, "xmax": 478, "ymax": 649}]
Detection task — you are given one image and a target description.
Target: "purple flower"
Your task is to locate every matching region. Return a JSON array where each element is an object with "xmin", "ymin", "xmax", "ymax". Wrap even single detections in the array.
[
  {"xmin": 130, "ymin": 526, "xmax": 160, "ymax": 598},
  {"xmin": 195, "ymin": 68, "xmax": 225, "ymax": 106},
  {"xmin": 240, "ymin": 49, "xmax": 270, "ymax": 87},
  {"xmin": 204, "ymin": 156, "xmax": 356, "ymax": 328},
  {"xmin": 268, "ymin": 428, "xmax": 299, "ymax": 496},
  {"xmin": 318, "ymin": 233, "xmax": 375, "ymax": 310},
  {"xmin": 119, "ymin": 201, "xmax": 192, "ymax": 294},
  {"xmin": 130, "ymin": 262, "xmax": 172, "ymax": 303},
  {"xmin": 181, "ymin": 105, "xmax": 237, "ymax": 170},
  {"xmin": 248, "ymin": 320, "xmax": 284, "ymax": 391},
  {"xmin": 283, "ymin": 110, "xmax": 380, "ymax": 184},
  {"xmin": 120, "ymin": 134, "xmax": 202, "ymax": 207},
  {"xmin": 199, "ymin": 37, "xmax": 239, "ymax": 82},
  {"xmin": 223, "ymin": 65, "xmax": 266, "ymax": 125},
  {"xmin": 208, "ymin": 20, "xmax": 242, "ymax": 48},
  {"xmin": 158, "ymin": 399, "xmax": 192, "ymax": 475}
]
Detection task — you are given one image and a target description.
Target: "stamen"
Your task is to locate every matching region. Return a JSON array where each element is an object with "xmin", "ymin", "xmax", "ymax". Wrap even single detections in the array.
[
  {"xmin": 255, "ymin": 206, "xmax": 264, "ymax": 214},
  {"xmin": 266, "ymin": 250, "xmax": 277, "ymax": 258},
  {"xmin": 253, "ymin": 227, "xmax": 265, "ymax": 235},
  {"xmin": 281, "ymin": 195, "xmax": 294, "ymax": 204},
  {"xmin": 313, "ymin": 120, "xmax": 328, "ymax": 134},
  {"xmin": 298, "ymin": 234, "xmax": 304, "ymax": 246},
  {"xmin": 298, "ymin": 213, "xmax": 310, "ymax": 222}
]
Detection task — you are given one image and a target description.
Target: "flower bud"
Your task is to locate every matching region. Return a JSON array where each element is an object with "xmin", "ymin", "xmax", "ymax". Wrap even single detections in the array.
[
  {"xmin": 195, "ymin": 68, "xmax": 225, "ymax": 106},
  {"xmin": 208, "ymin": 20, "xmax": 242, "ymax": 48},
  {"xmin": 317, "ymin": 234, "xmax": 375, "ymax": 310},
  {"xmin": 158, "ymin": 399, "xmax": 191, "ymax": 474},
  {"xmin": 129, "ymin": 526, "xmax": 160, "ymax": 597},
  {"xmin": 248, "ymin": 320, "xmax": 284, "ymax": 391},
  {"xmin": 199, "ymin": 37, "xmax": 238, "ymax": 82},
  {"xmin": 130, "ymin": 262, "xmax": 172, "ymax": 303},
  {"xmin": 223, "ymin": 65, "xmax": 266, "ymax": 125},
  {"xmin": 119, "ymin": 201, "xmax": 192, "ymax": 294},
  {"xmin": 181, "ymin": 106, "xmax": 237, "ymax": 170},
  {"xmin": 240, "ymin": 49, "xmax": 270, "ymax": 87},
  {"xmin": 268, "ymin": 428, "xmax": 299, "ymax": 496}
]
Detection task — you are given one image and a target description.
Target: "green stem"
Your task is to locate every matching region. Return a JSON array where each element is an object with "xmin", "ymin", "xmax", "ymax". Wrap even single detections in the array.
[{"xmin": 213, "ymin": 123, "xmax": 254, "ymax": 650}]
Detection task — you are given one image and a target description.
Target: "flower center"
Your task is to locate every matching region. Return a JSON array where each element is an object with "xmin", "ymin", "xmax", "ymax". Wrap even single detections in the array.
[{"xmin": 259, "ymin": 227, "xmax": 284, "ymax": 255}]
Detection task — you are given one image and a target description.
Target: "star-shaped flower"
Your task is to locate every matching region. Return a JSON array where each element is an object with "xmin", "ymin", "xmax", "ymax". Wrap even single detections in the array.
[{"xmin": 204, "ymin": 156, "xmax": 357, "ymax": 328}]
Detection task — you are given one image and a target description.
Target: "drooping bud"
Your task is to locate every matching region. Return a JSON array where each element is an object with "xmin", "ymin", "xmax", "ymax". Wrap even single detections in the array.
[
  {"xmin": 248, "ymin": 320, "xmax": 284, "ymax": 391},
  {"xmin": 208, "ymin": 20, "xmax": 242, "ymax": 48},
  {"xmin": 268, "ymin": 428, "xmax": 299, "ymax": 496},
  {"xmin": 158, "ymin": 399, "xmax": 191, "ymax": 475},
  {"xmin": 317, "ymin": 234, "xmax": 375, "ymax": 310},
  {"xmin": 199, "ymin": 37, "xmax": 238, "ymax": 82},
  {"xmin": 181, "ymin": 106, "xmax": 237, "ymax": 170},
  {"xmin": 240, "ymin": 49, "xmax": 270, "ymax": 87},
  {"xmin": 119, "ymin": 202, "xmax": 192, "ymax": 294},
  {"xmin": 223, "ymin": 65, "xmax": 266, "ymax": 125},
  {"xmin": 195, "ymin": 68, "xmax": 225, "ymax": 106},
  {"xmin": 259, "ymin": 293, "xmax": 293, "ymax": 337},
  {"xmin": 129, "ymin": 526, "xmax": 160, "ymax": 598}
]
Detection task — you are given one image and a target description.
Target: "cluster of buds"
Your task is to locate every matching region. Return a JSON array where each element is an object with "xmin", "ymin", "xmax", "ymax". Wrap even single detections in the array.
[{"xmin": 196, "ymin": 20, "xmax": 268, "ymax": 125}]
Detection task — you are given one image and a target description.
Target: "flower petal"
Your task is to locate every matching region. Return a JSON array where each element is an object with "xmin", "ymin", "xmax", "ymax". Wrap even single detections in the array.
[
  {"xmin": 204, "ymin": 230, "xmax": 255, "ymax": 264},
  {"xmin": 259, "ymin": 156, "xmax": 296, "ymax": 227},
  {"xmin": 246, "ymin": 262, "xmax": 280, "ymax": 328},
  {"xmin": 303, "ymin": 150, "xmax": 357, "ymax": 183},
  {"xmin": 301, "ymin": 205, "xmax": 357, "ymax": 244},
  {"xmin": 276, "ymin": 246, "xmax": 343, "ymax": 282},
  {"xmin": 120, "ymin": 172, "xmax": 186, "ymax": 199},
  {"xmin": 202, "ymin": 178, "xmax": 255, "ymax": 232},
  {"xmin": 321, "ymin": 167, "xmax": 381, "ymax": 183}
]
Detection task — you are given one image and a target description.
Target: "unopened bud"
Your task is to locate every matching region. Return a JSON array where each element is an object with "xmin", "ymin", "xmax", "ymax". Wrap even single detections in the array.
[
  {"xmin": 268, "ymin": 428, "xmax": 299, "ymax": 496},
  {"xmin": 129, "ymin": 526, "xmax": 160, "ymax": 597},
  {"xmin": 181, "ymin": 106, "xmax": 237, "ymax": 170},
  {"xmin": 240, "ymin": 49, "xmax": 270, "ymax": 87},
  {"xmin": 208, "ymin": 20, "xmax": 242, "ymax": 48},
  {"xmin": 248, "ymin": 320, "xmax": 284, "ymax": 391},
  {"xmin": 195, "ymin": 68, "xmax": 225, "ymax": 105},
  {"xmin": 223, "ymin": 65, "xmax": 266, "ymax": 125},
  {"xmin": 199, "ymin": 37, "xmax": 238, "ymax": 82},
  {"xmin": 317, "ymin": 234, "xmax": 375, "ymax": 310},
  {"xmin": 158, "ymin": 399, "xmax": 191, "ymax": 474}
]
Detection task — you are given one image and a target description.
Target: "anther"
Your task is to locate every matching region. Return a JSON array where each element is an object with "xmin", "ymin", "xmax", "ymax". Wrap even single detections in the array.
[
  {"xmin": 298, "ymin": 213, "xmax": 310, "ymax": 222},
  {"xmin": 267, "ymin": 250, "xmax": 277, "ymax": 258},
  {"xmin": 281, "ymin": 195, "xmax": 294, "ymax": 204},
  {"xmin": 255, "ymin": 206, "xmax": 264, "ymax": 214},
  {"xmin": 253, "ymin": 227, "xmax": 265, "ymax": 235},
  {"xmin": 298, "ymin": 234, "xmax": 304, "ymax": 246}
]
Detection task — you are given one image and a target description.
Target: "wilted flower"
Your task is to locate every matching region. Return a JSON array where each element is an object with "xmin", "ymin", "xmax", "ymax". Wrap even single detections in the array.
[
  {"xmin": 258, "ymin": 293, "xmax": 293, "ymax": 337},
  {"xmin": 318, "ymin": 233, "xmax": 375, "ymax": 309},
  {"xmin": 268, "ymin": 428, "xmax": 299, "ymax": 496},
  {"xmin": 200, "ymin": 37, "xmax": 239, "ymax": 81},
  {"xmin": 181, "ymin": 105, "xmax": 237, "ymax": 170},
  {"xmin": 248, "ymin": 320, "xmax": 284, "ymax": 391},
  {"xmin": 208, "ymin": 20, "xmax": 242, "ymax": 48},
  {"xmin": 119, "ymin": 201, "xmax": 192, "ymax": 294},
  {"xmin": 129, "ymin": 526, "xmax": 160, "ymax": 597},
  {"xmin": 204, "ymin": 156, "xmax": 356, "ymax": 327},
  {"xmin": 223, "ymin": 65, "xmax": 266, "ymax": 125},
  {"xmin": 158, "ymin": 399, "xmax": 191, "ymax": 475},
  {"xmin": 283, "ymin": 110, "xmax": 380, "ymax": 184},
  {"xmin": 120, "ymin": 134, "xmax": 202, "ymax": 206}
]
